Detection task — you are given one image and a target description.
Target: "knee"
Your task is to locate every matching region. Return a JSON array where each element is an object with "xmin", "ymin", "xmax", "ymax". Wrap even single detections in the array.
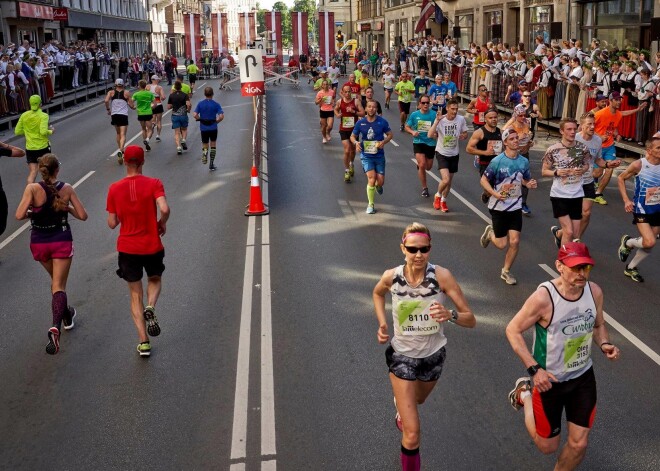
[
  {"xmin": 535, "ymin": 439, "xmax": 560, "ymax": 455},
  {"xmin": 402, "ymin": 429, "xmax": 420, "ymax": 448},
  {"xmin": 509, "ymin": 235, "xmax": 521, "ymax": 248},
  {"xmin": 440, "ymin": 174, "xmax": 450, "ymax": 185},
  {"xmin": 582, "ymin": 207, "xmax": 591, "ymax": 220},
  {"xmin": 642, "ymin": 238, "xmax": 656, "ymax": 250},
  {"xmin": 563, "ymin": 227, "xmax": 574, "ymax": 240},
  {"xmin": 566, "ymin": 435, "xmax": 589, "ymax": 456}
]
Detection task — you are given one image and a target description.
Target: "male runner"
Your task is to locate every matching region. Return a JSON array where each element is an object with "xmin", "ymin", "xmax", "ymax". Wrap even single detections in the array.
[
  {"xmin": 193, "ymin": 86, "xmax": 224, "ymax": 171},
  {"xmin": 106, "ymin": 145, "xmax": 170, "ymax": 357},
  {"xmin": 167, "ymin": 81, "xmax": 192, "ymax": 155},
  {"xmin": 186, "ymin": 60, "xmax": 199, "ymax": 95},
  {"xmin": 327, "ymin": 60, "xmax": 341, "ymax": 90},
  {"xmin": 335, "ymin": 84, "xmax": 365, "ymax": 182},
  {"xmin": 14, "ymin": 95, "xmax": 53, "ymax": 184},
  {"xmin": 350, "ymin": 100, "xmax": 393, "ymax": 214},
  {"xmin": 344, "ymin": 73, "xmax": 361, "ymax": 102},
  {"xmin": 543, "ymin": 119, "xmax": 590, "ymax": 247},
  {"xmin": 405, "ymin": 95, "xmax": 437, "ymax": 198},
  {"xmin": 0, "ymin": 140, "xmax": 26, "ymax": 236},
  {"xmin": 466, "ymin": 85, "xmax": 491, "ymax": 130},
  {"xmin": 466, "ymin": 107, "xmax": 502, "ymax": 177},
  {"xmin": 479, "ymin": 129, "xmax": 538, "ymax": 285},
  {"xmin": 427, "ymin": 98, "xmax": 468, "ymax": 212},
  {"xmin": 104, "ymin": 78, "xmax": 135, "ymax": 164},
  {"xmin": 394, "ymin": 72, "xmax": 415, "ymax": 131},
  {"xmin": 172, "ymin": 74, "xmax": 192, "ymax": 96},
  {"xmin": 616, "ymin": 135, "xmax": 660, "ymax": 282},
  {"xmin": 146, "ymin": 74, "xmax": 166, "ymax": 142},
  {"xmin": 364, "ymin": 87, "xmax": 383, "ymax": 115},
  {"xmin": 428, "ymin": 74, "xmax": 447, "ymax": 115},
  {"xmin": 132, "ymin": 80, "xmax": 155, "ymax": 152},
  {"xmin": 506, "ymin": 242, "xmax": 620, "ymax": 471},
  {"xmin": 413, "ymin": 68, "xmax": 430, "ymax": 98}
]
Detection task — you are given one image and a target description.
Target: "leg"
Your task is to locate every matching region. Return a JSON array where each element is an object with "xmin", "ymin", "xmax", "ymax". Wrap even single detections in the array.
[
  {"xmin": 554, "ymin": 423, "xmax": 591, "ymax": 471},
  {"xmin": 326, "ymin": 117, "xmax": 334, "ymax": 137},
  {"xmin": 342, "ymin": 139, "xmax": 351, "ymax": 169},
  {"xmin": 27, "ymin": 162, "xmax": 38, "ymax": 184},
  {"xmin": 174, "ymin": 128, "xmax": 181, "ymax": 147},
  {"xmin": 390, "ymin": 374, "xmax": 430, "ymax": 450},
  {"xmin": 119, "ymin": 126, "xmax": 127, "ymax": 152},
  {"xmin": 415, "ymin": 153, "xmax": 427, "ymax": 189},
  {"xmin": 557, "ymin": 215, "xmax": 575, "ymax": 246},
  {"xmin": 156, "ymin": 113, "xmax": 162, "ymax": 136},
  {"xmin": 146, "ymin": 275, "xmax": 162, "ymax": 308},
  {"xmin": 520, "ymin": 393, "xmax": 561, "ymax": 454},
  {"xmin": 595, "ymin": 168, "xmax": 613, "ymax": 195},
  {"xmin": 140, "ymin": 121, "xmax": 148, "ymax": 140},
  {"xmin": 439, "ymin": 170, "xmax": 454, "ymax": 199},
  {"xmin": 127, "ymin": 280, "xmax": 149, "ymax": 342},
  {"xmin": 577, "ymin": 199, "xmax": 593, "ymax": 240},
  {"xmin": 503, "ymin": 230, "xmax": 520, "ymax": 271}
]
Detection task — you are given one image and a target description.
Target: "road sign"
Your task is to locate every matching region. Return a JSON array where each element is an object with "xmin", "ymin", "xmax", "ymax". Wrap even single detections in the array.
[{"xmin": 238, "ymin": 49, "xmax": 265, "ymax": 97}]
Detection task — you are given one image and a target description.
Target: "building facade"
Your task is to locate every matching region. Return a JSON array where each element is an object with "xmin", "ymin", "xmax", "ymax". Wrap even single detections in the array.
[
  {"xmin": 214, "ymin": 0, "xmax": 257, "ymax": 53},
  {"xmin": 165, "ymin": 0, "xmax": 204, "ymax": 58},
  {"xmin": 318, "ymin": 0, "xmax": 358, "ymax": 50}
]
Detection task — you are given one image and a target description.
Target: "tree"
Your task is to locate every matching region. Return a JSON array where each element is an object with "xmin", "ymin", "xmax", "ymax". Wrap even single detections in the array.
[
  {"xmin": 273, "ymin": 2, "xmax": 291, "ymax": 48},
  {"xmin": 292, "ymin": 0, "xmax": 316, "ymax": 43}
]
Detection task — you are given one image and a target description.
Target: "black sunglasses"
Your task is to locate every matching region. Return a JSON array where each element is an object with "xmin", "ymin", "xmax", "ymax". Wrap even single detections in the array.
[
  {"xmin": 404, "ymin": 246, "xmax": 431, "ymax": 254},
  {"xmin": 420, "ymin": 101, "xmax": 430, "ymax": 104}
]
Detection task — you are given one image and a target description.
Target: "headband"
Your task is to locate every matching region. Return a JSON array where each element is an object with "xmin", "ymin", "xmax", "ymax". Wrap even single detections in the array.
[{"xmin": 402, "ymin": 232, "xmax": 431, "ymax": 243}]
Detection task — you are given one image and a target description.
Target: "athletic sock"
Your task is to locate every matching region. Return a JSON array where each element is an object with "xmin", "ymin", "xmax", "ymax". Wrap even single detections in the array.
[
  {"xmin": 628, "ymin": 248, "xmax": 651, "ymax": 269},
  {"xmin": 52, "ymin": 291, "xmax": 68, "ymax": 331},
  {"xmin": 210, "ymin": 147, "xmax": 216, "ymax": 165},
  {"xmin": 367, "ymin": 185, "xmax": 376, "ymax": 205},
  {"xmin": 400, "ymin": 445, "xmax": 421, "ymax": 471},
  {"xmin": 521, "ymin": 390, "xmax": 532, "ymax": 401},
  {"xmin": 441, "ymin": 195, "xmax": 446, "ymax": 202},
  {"xmin": 627, "ymin": 236, "xmax": 644, "ymax": 249}
]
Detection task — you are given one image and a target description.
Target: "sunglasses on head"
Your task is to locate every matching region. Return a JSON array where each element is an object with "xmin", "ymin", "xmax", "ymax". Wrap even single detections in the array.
[{"xmin": 404, "ymin": 246, "xmax": 431, "ymax": 254}]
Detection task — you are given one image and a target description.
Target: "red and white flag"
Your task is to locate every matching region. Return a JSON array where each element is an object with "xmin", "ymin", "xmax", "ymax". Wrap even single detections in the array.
[
  {"xmin": 211, "ymin": 12, "xmax": 229, "ymax": 55},
  {"xmin": 183, "ymin": 13, "xmax": 202, "ymax": 63},
  {"xmin": 318, "ymin": 11, "xmax": 335, "ymax": 65},
  {"xmin": 291, "ymin": 11, "xmax": 309, "ymax": 60},
  {"xmin": 239, "ymin": 12, "xmax": 256, "ymax": 49},
  {"xmin": 415, "ymin": 0, "xmax": 435, "ymax": 34},
  {"xmin": 265, "ymin": 11, "xmax": 283, "ymax": 65}
]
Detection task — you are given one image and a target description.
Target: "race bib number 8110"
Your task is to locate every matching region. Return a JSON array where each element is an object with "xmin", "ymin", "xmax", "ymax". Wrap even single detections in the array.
[{"xmin": 397, "ymin": 299, "xmax": 439, "ymax": 336}]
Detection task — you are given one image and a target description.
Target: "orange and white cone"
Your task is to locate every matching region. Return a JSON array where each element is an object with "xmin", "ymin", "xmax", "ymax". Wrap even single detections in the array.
[{"xmin": 245, "ymin": 165, "xmax": 269, "ymax": 216}]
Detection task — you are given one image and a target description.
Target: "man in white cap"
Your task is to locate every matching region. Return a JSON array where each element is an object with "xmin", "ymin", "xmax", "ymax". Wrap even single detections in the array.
[
  {"xmin": 146, "ymin": 74, "xmax": 165, "ymax": 142},
  {"xmin": 104, "ymin": 78, "xmax": 136, "ymax": 164}
]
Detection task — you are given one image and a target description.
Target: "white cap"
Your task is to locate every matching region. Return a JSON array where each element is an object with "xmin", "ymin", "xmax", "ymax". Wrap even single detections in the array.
[
  {"xmin": 115, "ymin": 78, "xmax": 124, "ymax": 86},
  {"xmin": 151, "ymin": 74, "xmax": 160, "ymax": 81}
]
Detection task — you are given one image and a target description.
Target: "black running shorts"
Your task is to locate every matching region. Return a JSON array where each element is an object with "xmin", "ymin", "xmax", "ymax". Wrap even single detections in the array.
[
  {"xmin": 116, "ymin": 250, "xmax": 165, "ymax": 282},
  {"xmin": 111, "ymin": 114, "xmax": 129, "ymax": 127},
  {"xmin": 490, "ymin": 208, "xmax": 523, "ymax": 238},
  {"xmin": 398, "ymin": 101, "xmax": 411, "ymax": 114},
  {"xmin": 413, "ymin": 143, "xmax": 435, "ymax": 160},
  {"xmin": 339, "ymin": 130, "xmax": 353, "ymax": 141},
  {"xmin": 551, "ymin": 197, "xmax": 583, "ymax": 220},
  {"xmin": 632, "ymin": 212, "xmax": 660, "ymax": 226},
  {"xmin": 386, "ymin": 344, "xmax": 446, "ymax": 382},
  {"xmin": 201, "ymin": 130, "xmax": 218, "ymax": 143},
  {"xmin": 25, "ymin": 146, "xmax": 51, "ymax": 164},
  {"xmin": 436, "ymin": 153, "xmax": 460, "ymax": 173},
  {"xmin": 138, "ymin": 114, "xmax": 153, "ymax": 122}
]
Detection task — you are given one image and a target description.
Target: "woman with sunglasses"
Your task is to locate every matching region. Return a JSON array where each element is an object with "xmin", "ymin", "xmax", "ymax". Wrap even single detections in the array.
[{"xmin": 373, "ymin": 222, "xmax": 475, "ymax": 471}]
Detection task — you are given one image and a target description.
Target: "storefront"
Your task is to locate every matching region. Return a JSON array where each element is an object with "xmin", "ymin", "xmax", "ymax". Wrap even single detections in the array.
[
  {"xmin": 358, "ymin": 19, "xmax": 385, "ymax": 53},
  {"xmin": 0, "ymin": 1, "xmax": 60, "ymax": 47}
]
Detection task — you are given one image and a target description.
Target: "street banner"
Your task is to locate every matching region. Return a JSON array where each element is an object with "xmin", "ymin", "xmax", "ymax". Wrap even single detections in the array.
[
  {"xmin": 239, "ymin": 12, "xmax": 257, "ymax": 50},
  {"xmin": 291, "ymin": 11, "xmax": 308, "ymax": 60},
  {"xmin": 265, "ymin": 11, "xmax": 283, "ymax": 65},
  {"xmin": 318, "ymin": 11, "xmax": 335, "ymax": 65},
  {"xmin": 238, "ymin": 49, "xmax": 265, "ymax": 97},
  {"xmin": 183, "ymin": 13, "xmax": 202, "ymax": 63},
  {"xmin": 211, "ymin": 12, "xmax": 229, "ymax": 55}
]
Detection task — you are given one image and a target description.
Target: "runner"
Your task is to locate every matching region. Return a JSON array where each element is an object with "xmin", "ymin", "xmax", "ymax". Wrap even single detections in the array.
[
  {"xmin": 104, "ymin": 78, "xmax": 135, "ymax": 164},
  {"xmin": 0, "ymin": 140, "xmax": 26, "ymax": 237},
  {"xmin": 394, "ymin": 72, "xmax": 415, "ymax": 132},
  {"xmin": 413, "ymin": 68, "xmax": 430, "ymax": 99},
  {"xmin": 106, "ymin": 145, "xmax": 169, "ymax": 357},
  {"xmin": 146, "ymin": 74, "xmax": 166, "ymax": 143},
  {"xmin": 167, "ymin": 80, "xmax": 192, "ymax": 155},
  {"xmin": 373, "ymin": 222, "xmax": 475, "ymax": 471},
  {"xmin": 344, "ymin": 73, "xmax": 361, "ymax": 102},
  {"xmin": 358, "ymin": 68, "xmax": 373, "ymax": 108},
  {"xmin": 427, "ymin": 98, "xmax": 468, "ymax": 212},
  {"xmin": 350, "ymin": 99, "xmax": 393, "ymax": 214},
  {"xmin": 172, "ymin": 74, "xmax": 192, "ymax": 96},
  {"xmin": 313, "ymin": 68, "xmax": 329, "ymax": 91},
  {"xmin": 132, "ymin": 80, "xmax": 155, "ymax": 152},
  {"xmin": 327, "ymin": 60, "xmax": 341, "ymax": 90},
  {"xmin": 335, "ymin": 84, "xmax": 364, "ymax": 182},
  {"xmin": 502, "ymin": 104, "xmax": 535, "ymax": 216},
  {"xmin": 186, "ymin": 59, "xmax": 199, "ymax": 95},
  {"xmin": 428, "ymin": 74, "xmax": 447, "ymax": 115},
  {"xmin": 506, "ymin": 242, "xmax": 620, "ymax": 471},
  {"xmin": 15, "ymin": 154, "xmax": 88, "ymax": 355},
  {"xmin": 543, "ymin": 118, "xmax": 590, "ymax": 247},
  {"xmin": 479, "ymin": 128, "xmax": 538, "ymax": 285},
  {"xmin": 616, "ymin": 134, "xmax": 660, "ymax": 282},
  {"xmin": 382, "ymin": 66, "xmax": 396, "ymax": 109},
  {"xmin": 405, "ymin": 96, "xmax": 437, "ymax": 198},
  {"xmin": 220, "ymin": 54, "xmax": 231, "ymax": 90},
  {"xmin": 315, "ymin": 79, "xmax": 336, "ymax": 144},
  {"xmin": 466, "ymin": 107, "xmax": 502, "ymax": 177},
  {"xmin": 365, "ymin": 87, "xmax": 383, "ymax": 115},
  {"xmin": 193, "ymin": 86, "xmax": 224, "ymax": 171},
  {"xmin": 466, "ymin": 85, "xmax": 492, "ymax": 130},
  {"xmin": 14, "ymin": 95, "xmax": 54, "ymax": 184}
]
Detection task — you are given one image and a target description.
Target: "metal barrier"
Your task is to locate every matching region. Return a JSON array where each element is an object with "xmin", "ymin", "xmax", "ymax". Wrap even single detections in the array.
[{"xmin": 264, "ymin": 66, "xmax": 299, "ymax": 88}]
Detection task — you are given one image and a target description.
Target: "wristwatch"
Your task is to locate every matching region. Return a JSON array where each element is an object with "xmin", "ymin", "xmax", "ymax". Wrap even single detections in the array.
[
  {"xmin": 449, "ymin": 309, "xmax": 458, "ymax": 323},
  {"xmin": 527, "ymin": 364, "xmax": 541, "ymax": 376}
]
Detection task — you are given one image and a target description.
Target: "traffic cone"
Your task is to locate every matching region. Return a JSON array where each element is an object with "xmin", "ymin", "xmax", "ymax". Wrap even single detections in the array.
[{"xmin": 245, "ymin": 165, "xmax": 269, "ymax": 216}]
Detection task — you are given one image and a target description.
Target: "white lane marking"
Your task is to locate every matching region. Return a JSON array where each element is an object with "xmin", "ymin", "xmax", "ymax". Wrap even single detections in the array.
[
  {"xmin": 262, "ymin": 459, "xmax": 277, "ymax": 471},
  {"xmin": 196, "ymin": 81, "xmax": 207, "ymax": 90},
  {"xmin": 0, "ymin": 171, "xmax": 95, "ymax": 252},
  {"xmin": 413, "ymin": 158, "xmax": 490, "ymax": 223},
  {"xmin": 229, "ymin": 464, "xmax": 245, "ymax": 471},
  {"xmin": 231, "ymin": 216, "xmax": 256, "ymax": 461},
  {"xmin": 390, "ymin": 139, "xmax": 399, "ymax": 147},
  {"xmin": 538, "ymin": 264, "xmax": 660, "ymax": 366},
  {"xmin": 110, "ymin": 109, "xmax": 173, "ymax": 157}
]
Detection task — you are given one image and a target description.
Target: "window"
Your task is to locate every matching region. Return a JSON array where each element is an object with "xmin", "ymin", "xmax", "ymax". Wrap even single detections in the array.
[
  {"xmin": 456, "ymin": 14, "xmax": 473, "ymax": 50},
  {"xmin": 388, "ymin": 20, "xmax": 396, "ymax": 51},
  {"xmin": 580, "ymin": 1, "xmax": 650, "ymax": 50},
  {"xmin": 485, "ymin": 10, "xmax": 502, "ymax": 44},
  {"xmin": 401, "ymin": 18, "xmax": 408, "ymax": 43},
  {"xmin": 528, "ymin": 6, "xmax": 552, "ymax": 48}
]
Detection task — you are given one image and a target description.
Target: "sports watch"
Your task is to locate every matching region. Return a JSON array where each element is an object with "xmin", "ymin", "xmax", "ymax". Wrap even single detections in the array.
[{"xmin": 527, "ymin": 364, "xmax": 541, "ymax": 376}]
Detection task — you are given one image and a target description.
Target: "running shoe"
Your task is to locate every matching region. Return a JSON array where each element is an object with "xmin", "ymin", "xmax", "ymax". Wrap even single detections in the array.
[
  {"xmin": 618, "ymin": 235, "xmax": 631, "ymax": 262},
  {"xmin": 624, "ymin": 266, "xmax": 644, "ymax": 282},
  {"xmin": 522, "ymin": 204, "xmax": 531, "ymax": 216},
  {"xmin": 62, "ymin": 306, "xmax": 77, "ymax": 331},
  {"xmin": 177, "ymin": 147, "xmax": 183, "ymax": 155},
  {"xmin": 593, "ymin": 194, "xmax": 607, "ymax": 205},
  {"xmin": 366, "ymin": 204, "xmax": 376, "ymax": 214},
  {"xmin": 155, "ymin": 135, "xmax": 161, "ymax": 142},
  {"xmin": 433, "ymin": 194, "xmax": 442, "ymax": 210},
  {"xmin": 508, "ymin": 377, "xmax": 531, "ymax": 411},
  {"xmin": 46, "ymin": 327, "xmax": 60, "ymax": 355},
  {"xmin": 326, "ymin": 133, "xmax": 332, "ymax": 142},
  {"xmin": 421, "ymin": 187, "xmax": 429, "ymax": 198},
  {"xmin": 209, "ymin": 164, "xmax": 217, "ymax": 171},
  {"xmin": 117, "ymin": 151, "xmax": 123, "ymax": 165},
  {"xmin": 385, "ymin": 103, "xmax": 389, "ymax": 109},
  {"xmin": 376, "ymin": 185, "xmax": 383, "ymax": 195},
  {"xmin": 322, "ymin": 137, "xmax": 327, "ymax": 144},
  {"xmin": 501, "ymin": 269, "xmax": 517, "ymax": 285},
  {"xmin": 344, "ymin": 171, "xmax": 351, "ymax": 183},
  {"xmin": 143, "ymin": 306, "xmax": 161, "ymax": 337},
  {"xmin": 400, "ymin": 124, "xmax": 404, "ymax": 132},
  {"xmin": 137, "ymin": 342, "xmax": 151, "ymax": 357},
  {"xmin": 440, "ymin": 201, "xmax": 449, "ymax": 213},
  {"xmin": 480, "ymin": 225, "xmax": 493, "ymax": 248},
  {"xmin": 144, "ymin": 140, "xmax": 151, "ymax": 152},
  {"xmin": 551, "ymin": 226, "xmax": 561, "ymax": 248},
  {"xmin": 349, "ymin": 165, "xmax": 355, "ymax": 177},
  {"xmin": 181, "ymin": 140, "xmax": 188, "ymax": 150}
]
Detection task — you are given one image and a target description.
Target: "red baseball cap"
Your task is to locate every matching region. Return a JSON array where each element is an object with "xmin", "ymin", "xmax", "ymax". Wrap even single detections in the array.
[
  {"xmin": 123, "ymin": 145, "xmax": 144, "ymax": 165},
  {"xmin": 558, "ymin": 242, "xmax": 595, "ymax": 267}
]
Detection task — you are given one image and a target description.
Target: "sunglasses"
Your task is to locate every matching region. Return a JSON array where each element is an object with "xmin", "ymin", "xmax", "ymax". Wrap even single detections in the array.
[
  {"xmin": 420, "ymin": 101, "xmax": 430, "ymax": 104},
  {"xmin": 564, "ymin": 264, "xmax": 593, "ymax": 273},
  {"xmin": 404, "ymin": 246, "xmax": 431, "ymax": 254},
  {"xmin": 523, "ymin": 94, "xmax": 531, "ymax": 97}
]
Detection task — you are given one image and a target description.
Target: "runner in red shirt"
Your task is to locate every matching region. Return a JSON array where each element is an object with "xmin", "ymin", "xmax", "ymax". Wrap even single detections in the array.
[
  {"xmin": 106, "ymin": 145, "xmax": 170, "ymax": 357},
  {"xmin": 466, "ymin": 85, "xmax": 491, "ymax": 129}
]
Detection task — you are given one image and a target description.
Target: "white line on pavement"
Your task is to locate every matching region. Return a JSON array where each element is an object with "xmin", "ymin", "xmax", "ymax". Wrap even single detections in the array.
[
  {"xmin": 538, "ymin": 264, "xmax": 660, "ymax": 366},
  {"xmin": 0, "ymin": 170, "xmax": 95, "ymax": 252},
  {"xmin": 390, "ymin": 139, "xmax": 399, "ymax": 147}
]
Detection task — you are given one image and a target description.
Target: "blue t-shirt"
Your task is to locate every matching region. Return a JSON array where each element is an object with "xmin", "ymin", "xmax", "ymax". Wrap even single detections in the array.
[
  {"xmin": 194, "ymin": 99, "xmax": 224, "ymax": 132},
  {"xmin": 414, "ymin": 77, "xmax": 431, "ymax": 97},
  {"xmin": 443, "ymin": 81, "xmax": 458, "ymax": 97},
  {"xmin": 406, "ymin": 110, "xmax": 437, "ymax": 146},
  {"xmin": 352, "ymin": 115, "xmax": 392, "ymax": 159},
  {"xmin": 428, "ymin": 84, "xmax": 447, "ymax": 110},
  {"xmin": 483, "ymin": 153, "xmax": 531, "ymax": 212}
]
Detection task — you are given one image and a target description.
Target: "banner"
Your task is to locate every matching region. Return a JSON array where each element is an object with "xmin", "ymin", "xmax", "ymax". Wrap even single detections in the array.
[
  {"xmin": 239, "ymin": 12, "xmax": 257, "ymax": 50},
  {"xmin": 318, "ymin": 12, "xmax": 335, "ymax": 65},
  {"xmin": 211, "ymin": 12, "xmax": 229, "ymax": 55},
  {"xmin": 291, "ymin": 11, "xmax": 309, "ymax": 60},
  {"xmin": 265, "ymin": 11, "xmax": 283, "ymax": 65},
  {"xmin": 183, "ymin": 13, "xmax": 202, "ymax": 63}
]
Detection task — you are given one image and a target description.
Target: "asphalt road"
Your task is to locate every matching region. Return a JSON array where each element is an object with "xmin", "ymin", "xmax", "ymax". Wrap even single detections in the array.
[{"xmin": 0, "ymin": 77, "xmax": 658, "ymax": 470}]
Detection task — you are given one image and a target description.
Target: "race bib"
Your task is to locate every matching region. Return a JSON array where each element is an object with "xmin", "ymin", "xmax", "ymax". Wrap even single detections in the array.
[
  {"xmin": 645, "ymin": 186, "xmax": 660, "ymax": 205},
  {"xmin": 341, "ymin": 116, "xmax": 355, "ymax": 128},
  {"xmin": 437, "ymin": 95, "xmax": 445, "ymax": 105},
  {"xmin": 418, "ymin": 86, "xmax": 426, "ymax": 94},
  {"xmin": 443, "ymin": 135, "xmax": 457, "ymax": 148},
  {"xmin": 385, "ymin": 79, "xmax": 393, "ymax": 88},
  {"xmin": 323, "ymin": 95, "xmax": 332, "ymax": 104},
  {"xmin": 396, "ymin": 299, "xmax": 439, "ymax": 336},
  {"xmin": 499, "ymin": 182, "xmax": 521, "ymax": 199},
  {"xmin": 478, "ymin": 112, "xmax": 485, "ymax": 123},
  {"xmin": 564, "ymin": 333, "xmax": 592, "ymax": 372},
  {"xmin": 351, "ymin": 93, "xmax": 357, "ymax": 99},
  {"xmin": 417, "ymin": 120, "xmax": 432, "ymax": 133},
  {"xmin": 363, "ymin": 140, "xmax": 378, "ymax": 154},
  {"xmin": 488, "ymin": 140, "xmax": 503, "ymax": 154},
  {"xmin": 563, "ymin": 174, "xmax": 581, "ymax": 185}
]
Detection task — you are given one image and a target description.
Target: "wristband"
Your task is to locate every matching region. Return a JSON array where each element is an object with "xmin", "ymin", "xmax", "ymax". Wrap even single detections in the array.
[
  {"xmin": 605, "ymin": 161, "xmax": 609, "ymax": 169},
  {"xmin": 554, "ymin": 169, "xmax": 558, "ymax": 177}
]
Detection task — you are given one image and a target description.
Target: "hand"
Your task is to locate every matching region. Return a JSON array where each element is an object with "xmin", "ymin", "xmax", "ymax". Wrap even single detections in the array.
[
  {"xmin": 601, "ymin": 343, "xmax": 620, "ymax": 361},
  {"xmin": 377, "ymin": 140, "xmax": 386, "ymax": 149},
  {"xmin": 526, "ymin": 179, "xmax": 538, "ymax": 189},
  {"xmin": 413, "ymin": 131, "xmax": 420, "ymax": 137},
  {"xmin": 609, "ymin": 159, "xmax": 622, "ymax": 168},
  {"xmin": 354, "ymin": 141, "xmax": 361, "ymax": 152},
  {"xmin": 616, "ymin": 135, "xmax": 622, "ymax": 142},
  {"xmin": 158, "ymin": 220, "xmax": 167, "ymax": 236},
  {"xmin": 640, "ymin": 101, "xmax": 648, "ymax": 109},
  {"xmin": 429, "ymin": 302, "xmax": 453, "ymax": 323},
  {"xmin": 532, "ymin": 368, "xmax": 557, "ymax": 393},
  {"xmin": 377, "ymin": 324, "xmax": 390, "ymax": 344},
  {"xmin": 624, "ymin": 199, "xmax": 634, "ymax": 213}
]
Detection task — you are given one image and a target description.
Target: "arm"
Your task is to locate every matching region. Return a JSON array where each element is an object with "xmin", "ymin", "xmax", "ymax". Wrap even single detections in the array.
[
  {"xmin": 465, "ymin": 129, "xmax": 485, "ymax": 155},
  {"xmin": 216, "ymin": 112, "xmax": 224, "ymax": 124},
  {"xmin": 156, "ymin": 195, "xmax": 170, "ymax": 236},
  {"xmin": 40, "ymin": 114, "xmax": 53, "ymax": 138},
  {"xmin": 0, "ymin": 141, "xmax": 26, "ymax": 157},
  {"xmin": 334, "ymin": 100, "xmax": 342, "ymax": 117},
  {"xmin": 434, "ymin": 267, "xmax": 476, "ymax": 328},
  {"xmin": 541, "ymin": 152, "xmax": 562, "ymax": 178},
  {"xmin": 589, "ymin": 282, "xmax": 620, "ymax": 361},
  {"xmin": 14, "ymin": 116, "xmax": 24, "ymax": 136},
  {"xmin": 427, "ymin": 115, "xmax": 441, "ymax": 140},
  {"xmin": 127, "ymin": 92, "xmax": 135, "ymax": 110},
  {"xmin": 480, "ymin": 172, "xmax": 505, "ymax": 200},
  {"xmin": 620, "ymin": 104, "xmax": 646, "ymax": 116},
  {"xmin": 373, "ymin": 269, "xmax": 394, "ymax": 344},
  {"xmin": 64, "ymin": 186, "xmax": 88, "ymax": 221},
  {"xmin": 465, "ymin": 98, "xmax": 477, "ymax": 114},
  {"xmin": 356, "ymin": 99, "xmax": 365, "ymax": 117},
  {"xmin": 617, "ymin": 159, "xmax": 641, "ymax": 213},
  {"xmin": 15, "ymin": 184, "xmax": 35, "ymax": 220},
  {"xmin": 107, "ymin": 212, "xmax": 119, "ymax": 229}
]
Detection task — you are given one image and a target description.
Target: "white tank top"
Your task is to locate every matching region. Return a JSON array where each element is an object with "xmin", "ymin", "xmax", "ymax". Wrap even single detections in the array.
[
  {"xmin": 110, "ymin": 89, "xmax": 128, "ymax": 116},
  {"xmin": 390, "ymin": 263, "xmax": 447, "ymax": 358},
  {"xmin": 533, "ymin": 281, "xmax": 596, "ymax": 382}
]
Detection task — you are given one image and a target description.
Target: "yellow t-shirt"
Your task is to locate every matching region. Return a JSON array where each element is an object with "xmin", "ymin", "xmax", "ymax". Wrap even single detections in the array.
[{"xmin": 187, "ymin": 64, "xmax": 199, "ymax": 75}]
